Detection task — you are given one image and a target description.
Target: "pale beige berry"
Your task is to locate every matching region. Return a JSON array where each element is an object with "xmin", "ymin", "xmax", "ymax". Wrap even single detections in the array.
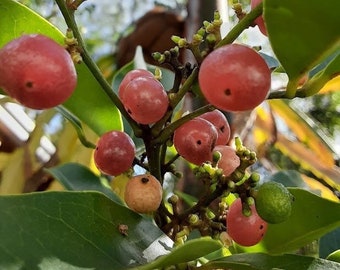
[{"xmin": 124, "ymin": 174, "xmax": 163, "ymax": 213}]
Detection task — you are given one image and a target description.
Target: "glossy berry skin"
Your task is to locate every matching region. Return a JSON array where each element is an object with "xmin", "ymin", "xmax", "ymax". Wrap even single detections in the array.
[
  {"xmin": 251, "ymin": 0, "xmax": 267, "ymax": 36},
  {"xmin": 94, "ymin": 131, "xmax": 136, "ymax": 176},
  {"xmin": 124, "ymin": 174, "xmax": 163, "ymax": 213},
  {"xmin": 122, "ymin": 76, "xmax": 169, "ymax": 124},
  {"xmin": 0, "ymin": 34, "xmax": 77, "ymax": 109},
  {"xmin": 227, "ymin": 198, "xmax": 268, "ymax": 246},
  {"xmin": 173, "ymin": 118, "xmax": 218, "ymax": 165},
  {"xmin": 118, "ymin": 69, "xmax": 154, "ymax": 102},
  {"xmin": 198, "ymin": 44, "xmax": 271, "ymax": 112},
  {"xmin": 214, "ymin": 145, "xmax": 240, "ymax": 176},
  {"xmin": 199, "ymin": 110, "xmax": 231, "ymax": 145}
]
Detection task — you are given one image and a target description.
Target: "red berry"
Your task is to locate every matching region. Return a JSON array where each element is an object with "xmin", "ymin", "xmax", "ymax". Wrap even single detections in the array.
[
  {"xmin": 198, "ymin": 44, "xmax": 271, "ymax": 112},
  {"xmin": 122, "ymin": 76, "xmax": 169, "ymax": 124},
  {"xmin": 118, "ymin": 69, "xmax": 154, "ymax": 102},
  {"xmin": 199, "ymin": 110, "xmax": 231, "ymax": 145},
  {"xmin": 251, "ymin": 0, "xmax": 267, "ymax": 36},
  {"xmin": 173, "ymin": 117, "xmax": 218, "ymax": 165},
  {"xmin": 214, "ymin": 145, "xmax": 240, "ymax": 176},
  {"xmin": 0, "ymin": 34, "xmax": 77, "ymax": 109},
  {"xmin": 227, "ymin": 198, "xmax": 268, "ymax": 246},
  {"xmin": 94, "ymin": 131, "xmax": 136, "ymax": 176}
]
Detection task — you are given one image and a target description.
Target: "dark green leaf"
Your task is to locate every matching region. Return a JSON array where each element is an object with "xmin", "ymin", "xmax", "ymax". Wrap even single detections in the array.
[
  {"xmin": 265, "ymin": 0, "xmax": 340, "ymax": 81},
  {"xmin": 0, "ymin": 0, "xmax": 122, "ymax": 135},
  {"xmin": 0, "ymin": 191, "xmax": 172, "ymax": 269},
  {"xmin": 46, "ymin": 162, "xmax": 123, "ymax": 204},
  {"xmin": 199, "ymin": 253, "xmax": 340, "ymax": 270}
]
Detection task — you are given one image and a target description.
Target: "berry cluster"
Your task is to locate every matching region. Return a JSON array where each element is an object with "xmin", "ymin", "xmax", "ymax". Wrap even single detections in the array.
[{"xmin": 0, "ymin": 6, "xmax": 293, "ymax": 249}]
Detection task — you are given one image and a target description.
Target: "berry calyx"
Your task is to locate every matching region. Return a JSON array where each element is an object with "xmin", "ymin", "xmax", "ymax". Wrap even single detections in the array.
[
  {"xmin": 173, "ymin": 117, "xmax": 218, "ymax": 165},
  {"xmin": 198, "ymin": 44, "xmax": 271, "ymax": 112},
  {"xmin": 254, "ymin": 181, "xmax": 294, "ymax": 224},
  {"xmin": 94, "ymin": 131, "xmax": 136, "ymax": 176},
  {"xmin": 124, "ymin": 174, "xmax": 163, "ymax": 213},
  {"xmin": 0, "ymin": 34, "xmax": 77, "ymax": 109},
  {"xmin": 227, "ymin": 198, "xmax": 268, "ymax": 246}
]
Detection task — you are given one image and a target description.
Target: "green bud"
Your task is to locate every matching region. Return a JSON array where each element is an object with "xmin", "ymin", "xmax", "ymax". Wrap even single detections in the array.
[
  {"xmin": 174, "ymin": 171, "xmax": 183, "ymax": 179},
  {"xmin": 202, "ymin": 162, "xmax": 216, "ymax": 176},
  {"xmin": 154, "ymin": 67, "xmax": 162, "ymax": 80},
  {"xmin": 168, "ymin": 194, "xmax": 179, "ymax": 204},
  {"xmin": 188, "ymin": 214, "xmax": 200, "ymax": 225},
  {"xmin": 192, "ymin": 33, "xmax": 203, "ymax": 45},
  {"xmin": 250, "ymin": 172, "xmax": 260, "ymax": 183},
  {"xmin": 214, "ymin": 10, "xmax": 221, "ymax": 21},
  {"xmin": 171, "ymin": 35, "xmax": 181, "ymax": 44},
  {"xmin": 242, "ymin": 202, "xmax": 252, "ymax": 217},
  {"xmin": 152, "ymin": 52, "xmax": 165, "ymax": 63},
  {"xmin": 197, "ymin": 27, "xmax": 206, "ymax": 37},
  {"xmin": 246, "ymin": 196, "xmax": 255, "ymax": 206},
  {"xmin": 212, "ymin": 150, "xmax": 222, "ymax": 164}
]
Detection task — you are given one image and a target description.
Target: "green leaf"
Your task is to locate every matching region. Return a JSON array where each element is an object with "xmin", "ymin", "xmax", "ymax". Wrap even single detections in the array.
[
  {"xmin": 327, "ymin": 250, "xmax": 340, "ymax": 263},
  {"xmin": 260, "ymin": 188, "xmax": 340, "ymax": 254},
  {"xmin": 264, "ymin": 0, "xmax": 340, "ymax": 97},
  {"xmin": 46, "ymin": 162, "xmax": 123, "ymax": 204},
  {"xmin": 132, "ymin": 238, "xmax": 222, "ymax": 270},
  {"xmin": 0, "ymin": 191, "xmax": 172, "ymax": 269},
  {"xmin": 302, "ymin": 52, "xmax": 340, "ymax": 96},
  {"xmin": 265, "ymin": 0, "xmax": 340, "ymax": 79},
  {"xmin": 199, "ymin": 253, "xmax": 340, "ymax": 270},
  {"xmin": 0, "ymin": 0, "xmax": 122, "ymax": 135}
]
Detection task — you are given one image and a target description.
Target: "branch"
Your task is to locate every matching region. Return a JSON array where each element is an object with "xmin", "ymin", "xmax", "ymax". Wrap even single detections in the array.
[
  {"xmin": 216, "ymin": 2, "xmax": 263, "ymax": 48},
  {"xmin": 55, "ymin": 0, "xmax": 142, "ymax": 134}
]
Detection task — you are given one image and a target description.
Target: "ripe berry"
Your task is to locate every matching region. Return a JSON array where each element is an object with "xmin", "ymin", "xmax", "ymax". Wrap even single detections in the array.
[
  {"xmin": 124, "ymin": 174, "xmax": 163, "ymax": 213},
  {"xmin": 122, "ymin": 76, "xmax": 169, "ymax": 124},
  {"xmin": 227, "ymin": 198, "xmax": 268, "ymax": 246},
  {"xmin": 199, "ymin": 110, "xmax": 231, "ymax": 145},
  {"xmin": 198, "ymin": 44, "xmax": 271, "ymax": 112},
  {"xmin": 94, "ymin": 131, "xmax": 136, "ymax": 176},
  {"xmin": 118, "ymin": 69, "xmax": 154, "ymax": 102},
  {"xmin": 0, "ymin": 34, "xmax": 77, "ymax": 109},
  {"xmin": 251, "ymin": 0, "xmax": 267, "ymax": 36},
  {"xmin": 255, "ymin": 181, "xmax": 294, "ymax": 224},
  {"xmin": 173, "ymin": 117, "xmax": 218, "ymax": 165},
  {"xmin": 214, "ymin": 145, "xmax": 240, "ymax": 176}
]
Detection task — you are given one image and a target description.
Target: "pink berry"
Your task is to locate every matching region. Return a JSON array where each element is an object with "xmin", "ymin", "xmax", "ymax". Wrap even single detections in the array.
[
  {"xmin": 198, "ymin": 44, "xmax": 271, "ymax": 112},
  {"xmin": 0, "ymin": 34, "xmax": 77, "ymax": 109},
  {"xmin": 173, "ymin": 117, "xmax": 218, "ymax": 165},
  {"xmin": 94, "ymin": 131, "xmax": 136, "ymax": 176},
  {"xmin": 122, "ymin": 76, "xmax": 169, "ymax": 124}
]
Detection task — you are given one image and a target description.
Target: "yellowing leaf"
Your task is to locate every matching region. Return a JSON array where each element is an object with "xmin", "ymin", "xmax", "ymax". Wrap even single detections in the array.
[
  {"xmin": 275, "ymin": 134, "xmax": 340, "ymax": 191},
  {"xmin": 300, "ymin": 174, "xmax": 339, "ymax": 202},
  {"xmin": 269, "ymin": 99, "xmax": 335, "ymax": 167},
  {"xmin": 319, "ymin": 75, "xmax": 340, "ymax": 94}
]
